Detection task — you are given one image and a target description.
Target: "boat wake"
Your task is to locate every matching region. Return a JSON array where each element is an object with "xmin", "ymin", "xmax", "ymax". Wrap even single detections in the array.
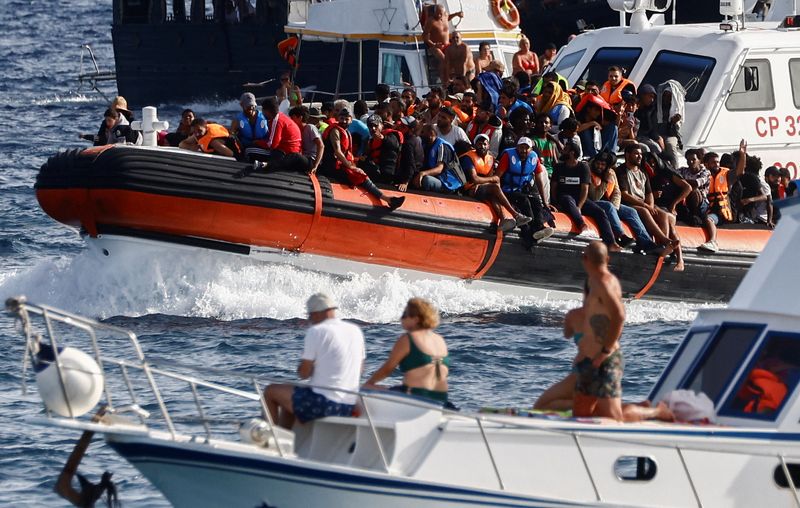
[{"xmin": 0, "ymin": 245, "xmax": 716, "ymax": 323}]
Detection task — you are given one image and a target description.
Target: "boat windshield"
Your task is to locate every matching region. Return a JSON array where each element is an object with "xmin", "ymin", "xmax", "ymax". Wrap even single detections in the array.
[
  {"xmin": 639, "ymin": 50, "xmax": 716, "ymax": 102},
  {"xmin": 680, "ymin": 324, "xmax": 764, "ymax": 404},
  {"xmin": 575, "ymin": 47, "xmax": 642, "ymax": 85},
  {"xmin": 720, "ymin": 331, "xmax": 800, "ymax": 421},
  {"xmin": 553, "ymin": 49, "xmax": 586, "ymax": 81}
]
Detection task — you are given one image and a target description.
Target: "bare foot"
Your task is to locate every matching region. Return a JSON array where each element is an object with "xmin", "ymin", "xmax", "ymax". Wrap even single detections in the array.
[
  {"xmin": 658, "ymin": 243, "xmax": 674, "ymax": 258},
  {"xmin": 674, "ymin": 259, "xmax": 685, "ymax": 272},
  {"xmin": 654, "ymin": 401, "xmax": 675, "ymax": 422}
]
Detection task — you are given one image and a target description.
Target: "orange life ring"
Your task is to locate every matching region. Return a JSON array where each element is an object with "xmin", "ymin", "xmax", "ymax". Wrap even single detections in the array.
[
  {"xmin": 277, "ymin": 36, "xmax": 299, "ymax": 69},
  {"xmin": 491, "ymin": 0, "xmax": 520, "ymax": 30}
]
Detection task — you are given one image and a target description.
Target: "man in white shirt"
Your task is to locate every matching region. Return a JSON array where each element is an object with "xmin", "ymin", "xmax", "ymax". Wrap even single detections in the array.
[
  {"xmin": 266, "ymin": 293, "xmax": 365, "ymax": 428},
  {"xmin": 433, "ymin": 107, "xmax": 469, "ymax": 147}
]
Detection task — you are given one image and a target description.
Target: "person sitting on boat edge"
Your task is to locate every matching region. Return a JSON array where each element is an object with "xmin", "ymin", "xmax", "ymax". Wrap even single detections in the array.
[
  {"xmin": 254, "ymin": 97, "xmax": 302, "ymax": 167},
  {"xmin": 642, "ymin": 151, "xmax": 688, "ymax": 270},
  {"xmin": 413, "ymin": 124, "xmax": 465, "ymax": 194},
  {"xmin": 364, "ymin": 298, "xmax": 450, "ymax": 405},
  {"xmin": 588, "ymin": 151, "xmax": 667, "ymax": 256},
  {"xmin": 231, "ymin": 92, "xmax": 269, "ymax": 162},
  {"xmin": 458, "ymin": 134, "xmax": 532, "ymax": 233},
  {"xmin": 360, "ymin": 114, "xmax": 403, "ymax": 185},
  {"xmin": 433, "ymin": 106, "xmax": 470, "ymax": 146},
  {"xmin": 179, "ymin": 118, "xmax": 238, "ymax": 158},
  {"xmin": 679, "ymin": 148, "xmax": 720, "ymax": 253},
  {"xmin": 551, "ymin": 141, "xmax": 621, "ymax": 252},
  {"xmin": 288, "ymin": 106, "xmax": 324, "ymax": 174},
  {"xmin": 614, "ymin": 145, "xmax": 681, "ymax": 270},
  {"xmin": 465, "ymin": 101, "xmax": 503, "ymax": 157},
  {"xmin": 319, "ymin": 108, "xmax": 405, "ymax": 210},
  {"xmin": 266, "ymin": 293, "xmax": 365, "ymax": 429},
  {"xmin": 396, "ymin": 116, "xmax": 424, "ymax": 193},
  {"xmin": 495, "ymin": 137, "xmax": 556, "ymax": 249}
]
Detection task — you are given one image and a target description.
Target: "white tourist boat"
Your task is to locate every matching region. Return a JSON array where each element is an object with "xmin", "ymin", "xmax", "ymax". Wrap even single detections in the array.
[
  {"xmin": 8, "ymin": 193, "xmax": 800, "ymax": 507},
  {"xmin": 550, "ymin": 0, "xmax": 800, "ymax": 170}
]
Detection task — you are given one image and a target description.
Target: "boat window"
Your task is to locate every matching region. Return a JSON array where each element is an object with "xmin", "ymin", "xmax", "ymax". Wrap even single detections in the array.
[
  {"xmin": 576, "ymin": 47, "xmax": 642, "ymax": 85},
  {"xmin": 381, "ymin": 53, "xmax": 412, "ymax": 87},
  {"xmin": 639, "ymin": 51, "xmax": 716, "ymax": 103},
  {"xmin": 790, "ymin": 59, "xmax": 800, "ymax": 108},
  {"xmin": 553, "ymin": 49, "xmax": 586, "ymax": 82},
  {"xmin": 680, "ymin": 324, "xmax": 763, "ymax": 404},
  {"xmin": 720, "ymin": 332, "xmax": 800, "ymax": 420},
  {"xmin": 614, "ymin": 456, "xmax": 657, "ymax": 481},
  {"xmin": 648, "ymin": 328, "xmax": 715, "ymax": 402},
  {"xmin": 774, "ymin": 463, "xmax": 800, "ymax": 488},
  {"xmin": 725, "ymin": 59, "xmax": 775, "ymax": 111}
]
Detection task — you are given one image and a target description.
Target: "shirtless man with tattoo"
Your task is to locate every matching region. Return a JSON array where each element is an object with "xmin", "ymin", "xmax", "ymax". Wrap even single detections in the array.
[{"xmin": 573, "ymin": 241, "xmax": 626, "ymax": 421}]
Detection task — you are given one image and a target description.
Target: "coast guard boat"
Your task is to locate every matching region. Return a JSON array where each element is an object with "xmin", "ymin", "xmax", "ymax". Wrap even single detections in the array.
[
  {"xmin": 550, "ymin": 0, "xmax": 800, "ymax": 172},
  {"xmin": 8, "ymin": 194, "xmax": 800, "ymax": 507}
]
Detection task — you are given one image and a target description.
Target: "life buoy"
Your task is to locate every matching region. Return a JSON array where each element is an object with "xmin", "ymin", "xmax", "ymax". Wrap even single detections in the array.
[
  {"xmin": 491, "ymin": 0, "xmax": 520, "ymax": 30},
  {"xmin": 277, "ymin": 36, "xmax": 299, "ymax": 69}
]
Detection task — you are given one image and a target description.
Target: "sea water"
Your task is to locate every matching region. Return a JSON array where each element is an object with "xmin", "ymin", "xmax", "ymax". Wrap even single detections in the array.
[{"xmin": 0, "ymin": 0, "xmax": 705, "ymax": 505}]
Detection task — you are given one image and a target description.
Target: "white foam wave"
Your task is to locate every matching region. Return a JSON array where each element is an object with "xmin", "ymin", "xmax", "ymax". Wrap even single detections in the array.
[
  {"xmin": 0, "ymin": 245, "xmax": 714, "ymax": 323},
  {"xmin": 32, "ymin": 93, "xmax": 100, "ymax": 106}
]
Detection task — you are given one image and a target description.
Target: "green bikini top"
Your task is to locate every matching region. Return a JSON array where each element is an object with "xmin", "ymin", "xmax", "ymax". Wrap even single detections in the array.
[{"xmin": 398, "ymin": 332, "xmax": 451, "ymax": 378}]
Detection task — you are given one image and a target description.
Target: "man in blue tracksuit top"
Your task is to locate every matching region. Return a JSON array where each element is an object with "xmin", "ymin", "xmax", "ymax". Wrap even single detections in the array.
[{"xmin": 496, "ymin": 137, "xmax": 555, "ymax": 249}]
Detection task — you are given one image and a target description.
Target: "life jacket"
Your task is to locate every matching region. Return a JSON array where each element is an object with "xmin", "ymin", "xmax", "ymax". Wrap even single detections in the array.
[
  {"xmin": 367, "ymin": 129, "xmax": 404, "ymax": 163},
  {"xmin": 277, "ymin": 37, "xmax": 299, "ymax": 68},
  {"xmin": 461, "ymin": 150, "xmax": 495, "ymax": 191},
  {"xmin": 500, "ymin": 147, "xmax": 539, "ymax": 193},
  {"xmin": 467, "ymin": 121, "xmax": 499, "ymax": 142},
  {"xmin": 738, "ymin": 368, "xmax": 787, "ymax": 413},
  {"xmin": 426, "ymin": 138, "xmax": 465, "ymax": 191},
  {"xmin": 197, "ymin": 123, "xmax": 231, "ymax": 153},
  {"xmin": 591, "ymin": 174, "xmax": 615, "ymax": 200},
  {"xmin": 321, "ymin": 124, "xmax": 354, "ymax": 171},
  {"xmin": 600, "ymin": 77, "xmax": 635, "ymax": 105},
  {"xmin": 236, "ymin": 111, "xmax": 268, "ymax": 147},
  {"xmin": 708, "ymin": 167, "xmax": 733, "ymax": 222},
  {"xmin": 452, "ymin": 105, "xmax": 473, "ymax": 125}
]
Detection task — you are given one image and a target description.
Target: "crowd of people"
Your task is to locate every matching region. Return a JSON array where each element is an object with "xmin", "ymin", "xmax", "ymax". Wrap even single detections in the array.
[
  {"xmin": 86, "ymin": 38, "xmax": 793, "ymax": 255},
  {"xmin": 263, "ymin": 240, "xmax": 675, "ymax": 429}
]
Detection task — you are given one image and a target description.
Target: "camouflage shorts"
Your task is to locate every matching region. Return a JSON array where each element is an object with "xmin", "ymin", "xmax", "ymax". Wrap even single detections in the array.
[{"xmin": 574, "ymin": 349, "xmax": 624, "ymax": 399}]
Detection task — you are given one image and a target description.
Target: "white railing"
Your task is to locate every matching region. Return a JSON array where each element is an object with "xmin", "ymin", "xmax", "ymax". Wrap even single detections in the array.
[{"xmin": 7, "ymin": 297, "xmax": 800, "ymax": 507}]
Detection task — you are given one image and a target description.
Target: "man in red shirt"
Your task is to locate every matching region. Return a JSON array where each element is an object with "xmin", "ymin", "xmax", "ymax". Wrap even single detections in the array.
[{"xmin": 256, "ymin": 97, "xmax": 302, "ymax": 168}]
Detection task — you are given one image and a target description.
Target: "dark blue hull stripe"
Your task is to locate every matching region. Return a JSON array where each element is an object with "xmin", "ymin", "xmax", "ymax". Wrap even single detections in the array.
[{"xmin": 108, "ymin": 441, "xmax": 581, "ymax": 507}]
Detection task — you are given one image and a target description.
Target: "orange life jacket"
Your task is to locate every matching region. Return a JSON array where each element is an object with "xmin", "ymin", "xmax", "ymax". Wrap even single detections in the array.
[
  {"xmin": 462, "ymin": 150, "xmax": 494, "ymax": 190},
  {"xmin": 600, "ymin": 77, "xmax": 635, "ymax": 105},
  {"xmin": 591, "ymin": 174, "xmax": 616, "ymax": 200},
  {"xmin": 452, "ymin": 105, "xmax": 474, "ymax": 125},
  {"xmin": 708, "ymin": 167, "xmax": 733, "ymax": 222},
  {"xmin": 322, "ymin": 124, "xmax": 354, "ymax": 170},
  {"xmin": 197, "ymin": 123, "xmax": 231, "ymax": 153},
  {"xmin": 467, "ymin": 121, "xmax": 498, "ymax": 142},
  {"xmin": 367, "ymin": 129, "xmax": 404, "ymax": 163},
  {"xmin": 738, "ymin": 368, "xmax": 788, "ymax": 414}
]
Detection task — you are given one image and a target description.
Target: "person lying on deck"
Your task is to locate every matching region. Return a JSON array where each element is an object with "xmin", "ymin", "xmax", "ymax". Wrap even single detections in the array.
[{"xmin": 179, "ymin": 118, "xmax": 238, "ymax": 158}]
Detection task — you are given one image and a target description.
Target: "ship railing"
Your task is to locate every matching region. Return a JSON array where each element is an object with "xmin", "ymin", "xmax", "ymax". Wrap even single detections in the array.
[
  {"xmin": 77, "ymin": 45, "xmax": 116, "ymax": 102},
  {"xmin": 8, "ymin": 297, "xmax": 800, "ymax": 507}
]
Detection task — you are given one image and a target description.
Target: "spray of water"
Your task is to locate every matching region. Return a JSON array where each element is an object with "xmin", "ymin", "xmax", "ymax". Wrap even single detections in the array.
[{"xmin": 0, "ymin": 243, "xmax": 713, "ymax": 323}]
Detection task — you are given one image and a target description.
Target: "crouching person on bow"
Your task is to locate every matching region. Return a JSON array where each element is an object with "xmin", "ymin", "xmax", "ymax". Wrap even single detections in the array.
[{"xmin": 265, "ymin": 293, "xmax": 366, "ymax": 429}]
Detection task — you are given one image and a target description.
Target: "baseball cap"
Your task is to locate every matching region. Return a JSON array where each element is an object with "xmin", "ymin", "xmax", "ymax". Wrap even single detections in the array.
[
  {"xmin": 447, "ymin": 93, "xmax": 464, "ymax": 102},
  {"xmin": 240, "ymin": 92, "xmax": 257, "ymax": 107},
  {"xmin": 474, "ymin": 133, "xmax": 490, "ymax": 143},
  {"xmin": 517, "ymin": 136, "xmax": 533, "ymax": 147},
  {"xmin": 366, "ymin": 114, "xmax": 383, "ymax": 126},
  {"xmin": 306, "ymin": 293, "xmax": 338, "ymax": 313},
  {"xmin": 400, "ymin": 116, "xmax": 417, "ymax": 128}
]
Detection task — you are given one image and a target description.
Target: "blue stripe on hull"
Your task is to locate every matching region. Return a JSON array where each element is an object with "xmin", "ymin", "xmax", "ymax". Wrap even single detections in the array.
[{"xmin": 108, "ymin": 440, "xmax": 584, "ymax": 507}]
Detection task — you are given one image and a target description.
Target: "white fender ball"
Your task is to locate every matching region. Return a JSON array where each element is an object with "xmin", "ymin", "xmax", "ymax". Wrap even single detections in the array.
[{"xmin": 35, "ymin": 347, "xmax": 104, "ymax": 417}]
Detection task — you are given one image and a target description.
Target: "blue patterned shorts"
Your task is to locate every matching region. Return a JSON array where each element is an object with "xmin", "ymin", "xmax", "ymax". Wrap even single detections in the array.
[{"xmin": 292, "ymin": 387, "xmax": 355, "ymax": 423}]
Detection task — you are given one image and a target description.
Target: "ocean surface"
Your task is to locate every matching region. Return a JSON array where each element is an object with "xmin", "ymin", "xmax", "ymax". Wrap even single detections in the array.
[{"xmin": 0, "ymin": 1, "xmax": 708, "ymax": 505}]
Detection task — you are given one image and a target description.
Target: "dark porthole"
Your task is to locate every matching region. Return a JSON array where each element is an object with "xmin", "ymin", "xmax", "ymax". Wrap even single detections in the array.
[
  {"xmin": 614, "ymin": 456, "xmax": 658, "ymax": 481},
  {"xmin": 774, "ymin": 463, "xmax": 800, "ymax": 488}
]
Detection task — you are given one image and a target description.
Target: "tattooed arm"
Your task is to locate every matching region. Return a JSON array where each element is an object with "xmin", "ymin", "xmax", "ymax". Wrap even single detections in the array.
[{"xmin": 589, "ymin": 278, "xmax": 625, "ymax": 367}]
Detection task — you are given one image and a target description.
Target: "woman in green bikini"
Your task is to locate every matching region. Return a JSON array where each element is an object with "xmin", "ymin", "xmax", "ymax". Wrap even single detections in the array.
[{"xmin": 364, "ymin": 298, "xmax": 450, "ymax": 404}]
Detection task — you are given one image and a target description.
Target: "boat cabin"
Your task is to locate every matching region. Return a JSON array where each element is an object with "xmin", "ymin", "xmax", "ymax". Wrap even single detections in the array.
[
  {"xmin": 650, "ymin": 195, "xmax": 800, "ymax": 430},
  {"xmin": 285, "ymin": 0, "xmax": 522, "ymax": 100},
  {"xmin": 550, "ymin": 0, "xmax": 800, "ymax": 173}
]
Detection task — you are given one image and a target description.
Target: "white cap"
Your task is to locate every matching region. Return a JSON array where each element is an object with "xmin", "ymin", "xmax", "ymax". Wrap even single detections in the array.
[
  {"xmin": 306, "ymin": 293, "xmax": 338, "ymax": 313},
  {"xmin": 474, "ymin": 133, "xmax": 490, "ymax": 143},
  {"xmin": 517, "ymin": 136, "xmax": 533, "ymax": 147}
]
